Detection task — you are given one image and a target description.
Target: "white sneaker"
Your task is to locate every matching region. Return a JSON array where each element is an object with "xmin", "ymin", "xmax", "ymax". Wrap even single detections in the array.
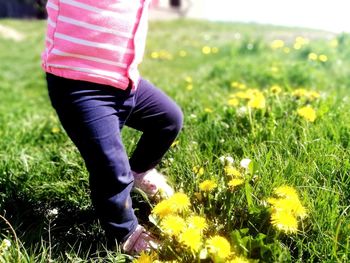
[
  {"xmin": 133, "ymin": 169, "xmax": 174, "ymax": 199},
  {"xmin": 122, "ymin": 225, "xmax": 159, "ymax": 255}
]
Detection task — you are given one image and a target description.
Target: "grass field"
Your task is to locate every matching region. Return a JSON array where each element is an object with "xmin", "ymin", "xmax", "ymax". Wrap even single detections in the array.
[{"xmin": 0, "ymin": 19, "xmax": 350, "ymax": 262}]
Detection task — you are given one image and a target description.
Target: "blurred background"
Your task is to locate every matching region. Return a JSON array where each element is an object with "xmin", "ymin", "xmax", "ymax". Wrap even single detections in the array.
[{"xmin": 1, "ymin": 0, "xmax": 349, "ymax": 33}]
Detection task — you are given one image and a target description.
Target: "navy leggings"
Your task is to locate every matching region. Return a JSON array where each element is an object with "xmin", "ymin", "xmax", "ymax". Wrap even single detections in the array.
[{"xmin": 46, "ymin": 73, "xmax": 183, "ymax": 241}]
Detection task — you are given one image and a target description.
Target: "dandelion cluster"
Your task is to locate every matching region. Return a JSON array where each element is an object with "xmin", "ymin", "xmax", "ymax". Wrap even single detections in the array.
[
  {"xmin": 271, "ymin": 39, "xmax": 285, "ymax": 49},
  {"xmin": 150, "ymin": 50, "xmax": 173, "ymax": 60},
  {"xmin": 151, "ymin": 176, "xmax": 251, "ymax": 262},
  {"xmin": 292, "ymin": 88, "xmax": 320, "ymax": 122},
  {"xmin": 293, "ymin": 36, "xmax": 309, "ymax": 50},
  {"xmin": 227, "ymin": 81, "xmax": 321, "ymax": 122},
  {"xmin": 292, "ymin": 88, "xmax": 320, "ymax": 101},
  {"xmin": 268, "ymin": 186, "xmax": 307, "ymax": 234},
  {"xmin": 228, "ymin": 87, "xmax": 266, "ymax": 109},
  {"xmin": 184, "ymin": 76, "xmax": 193, "ymax": 91},
  {"xmin": 222, "ymin": 157, "xmax": 248, "ymax": 191},
  {"xmin": 149, "ymin": 157, "xmax": 308, "ymax": 261},
  {"xmin": 308, "ymin": 52, "xmax": 328, "ymax": 62},
  {"xmin": 192, "ymin": 165, "xmax": 204, "ymax": 176},
  {"xmin": 201, "ymin": 46, "xmax": 219, "ymax": 55},
  {"xmin": 270, "ymin": 36, "xmax": 309, "ymax": 52}
]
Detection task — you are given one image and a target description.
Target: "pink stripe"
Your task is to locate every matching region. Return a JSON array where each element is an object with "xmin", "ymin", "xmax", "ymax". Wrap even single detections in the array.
[
  {"xmin": 49, "ymin": 38, "xmax": 134, "ymax": 64},
  {"xmin": 59, "ymin": 2, "xmax": 138, "ymax": 34},
  {"xmin": 47, "ymin": 53, "xmax": 126, "ymax": 73},
  {"xmin": 71, "ymin": 0, "xmax": 141, "ymax": 13},
  {"xmin": 55, "ymin": 21, "xmax": 135, "ymax": 49}
]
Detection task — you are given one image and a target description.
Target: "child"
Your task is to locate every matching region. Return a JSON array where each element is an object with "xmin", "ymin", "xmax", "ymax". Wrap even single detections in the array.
[{"xmin": 42, "ymin": 0, "xmax": 183, "ymax": 254}]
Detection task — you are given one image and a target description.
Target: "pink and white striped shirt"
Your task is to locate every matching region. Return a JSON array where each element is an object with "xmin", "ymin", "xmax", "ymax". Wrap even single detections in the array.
[{"xmin": 42, "ymin": 0, "xmax": 150, "ymax": 90}]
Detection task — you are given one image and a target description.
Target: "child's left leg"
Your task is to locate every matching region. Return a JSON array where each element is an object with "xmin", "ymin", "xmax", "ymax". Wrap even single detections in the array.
[{"xmin": 126, "ymin": 78, "xmax": 183, "ymax": 187}]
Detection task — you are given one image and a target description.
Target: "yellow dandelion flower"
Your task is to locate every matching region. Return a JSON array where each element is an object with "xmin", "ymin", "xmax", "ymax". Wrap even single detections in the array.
[
  {"xmin": 293, "ymin": 42, "xmax": 302, "ymax": 50},
  {"xmin": 271, "ymin": 211, "xmax": 298, "ymax": 234},
  {"xmin": 202, "ymin": 46, "xmax": 211, "ymax": 55},
  {"xmin": 270, "ymin": 85, "xmax": 282, "ymax": 94},
  {"xmin": 179, "ymin": 228, "xmax": 202, "ymax": 252},
  {"xmin": 235, "ymin": 91, "xmax": 252, "ymax": 99},
  {"xmin": 51, "ymin": 127, "xmax": 60, "ymax": 133},
  {"xmin": 187, "ymin": 216, "xmax": 208, "ymax": 232},
  {"xmin": 212, "ymin": 47, "xmax": 219, "ymax": 53},
  {"xmin": 228, "ymin": 98, "xmax": 239, "ymax": 107},
  {"xmin": 185, "ymin": 76, "xmax": 193, "ymax": 83},
  {"xmin": 186, "ymin": 84, "xmax": 193, "ymax": 91},
  {"xmin": 292, "ymin": 88, "xmax": 307, "ymax": 98},
  {"xmin": 133, "ymin": 251, "xmax": 157, "ymax": 263},
  {"xmin": 271, "ymin": 39, "xmax": 284, "ymax": 49},
  {"xmin": 295, "ymin": 36, "xmax": 308, "ymax": 45},
  {"xmin": 308, "ymin": 90, "xmax": 320, "ymax": 100},
  {"xmin": 292, "ymin": 88, "xmax": 320, "ymax": 100},
  {"xmin": 179, "ymin": 50, "xmax": 187, "ymax": 57},
  {"xmin": 168, "ymin": 193, "xmax": 191, "ymax": 212},
  {"xmin": 274, "ymin": 186, "xmax": 299, "ymax": 199},
  {"xmin": 161, "ymin": 215, "xmax": 186, "ymax": 237},
  {"xmin": 271, "ymin": 198, "xmax": 307, "ymax": 220},
  {"xmin": 159, "ymin": 50, "xmax": 173, "ymax": 60},
  {"xmin": 283, "ymin": 47, "xmax": 290, "ymax": 53},
  {"xmin": 193, "ymin": 166, "xmax": 205, "ymax": 176},
  {"xmin": 224, "ymin": 166, "xmax": 241, "ymax": 177},
  {"xmin": 267, "ymin": 197, "xmax": 279, "ymax": 205},
  {"xmin": 231, "ymin": 81, "xmax": 240, "ymax": 88},
  {"xmin": 318, "ymin": 54, "xmax": 328, "ymax": 62},
  {"xmin": 238, "ymin": 83, "xmax": 246, "ymax": 89},
  {"xmin": 206, "ymin": 235, "xmax": 231, "ymax": 259},
  {"xmin": 152, "ymin": 199, "xmax": 175, "ymax": 218},
  {"xmin": 229, "ymin": 256, "xmax": 251, "ymax": 263},
  {"xmin": 228, "ymin": 178, "xmax": 244, "ymax": 190},
  {"xmin": 308, "ymin": 52, "xmax": 318, "ymax": 61},
  {"xmin": 150, "ymin": 51, "xmax": 159, "ymax": 59},
  {"xmin": 294, "ymin": 202, "xmax": 307, "ymax": 219},
  {"xmin": 199, "ymin": 180, "xmax": 217, "ymax": 192},
  {"xmin": 270, "ymin": 66, "xmax": 279, "ymax": 73},
  {"xmin": 297, "ymin": 106, "xmax": 316, "ymax": 122},
  {"xmin": 248, "ymin": 93, "xmax": 266, "ymax": 109},
  {"xmin": 204, "ymin": 107, "xmax": 213, "ymax": 113}
]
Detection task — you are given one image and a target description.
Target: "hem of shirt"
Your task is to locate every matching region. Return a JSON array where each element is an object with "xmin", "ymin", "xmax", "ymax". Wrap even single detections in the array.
[{"xmin": 43, "ymin": 65, "xmax": 139, "ymax": 90}]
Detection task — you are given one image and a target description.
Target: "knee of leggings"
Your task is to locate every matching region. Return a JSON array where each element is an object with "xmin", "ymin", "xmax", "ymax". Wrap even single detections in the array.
[{"xmin": 165, "ymin": 104, "xmax": 184, "ymax": 136}]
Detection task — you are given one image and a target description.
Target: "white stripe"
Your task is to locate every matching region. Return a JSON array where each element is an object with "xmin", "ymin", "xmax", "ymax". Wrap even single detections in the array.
[
  {"xmin": 47, "ymin": 18, "xmax": 56, "ymax": 28},
  {"xmin": 46, "ymin": 63, "xmax": 126, "ymax": 79},
  {"xmin": 60, "ymin": 0, "xmax": 131, "ymax": 22},
  {"xmin": 47, "ymin": 1, "xmax": 59, "ymax": 10},
  {"xmin": 58, "ymin": 15, "xmax": 133, "ymax": 39},
  {"xmin": 51, "ymin": 49, "xmax": 128, "ymax": 68},
  {"xmin": 54, "ymin": 33, "xmax": 134, "ymax": 54}
]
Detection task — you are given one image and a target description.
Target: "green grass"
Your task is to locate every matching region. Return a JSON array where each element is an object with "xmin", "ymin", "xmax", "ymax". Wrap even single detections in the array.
[{"xmin": 0, "ymin": 19, "xmax": 350, "ymax": 262}]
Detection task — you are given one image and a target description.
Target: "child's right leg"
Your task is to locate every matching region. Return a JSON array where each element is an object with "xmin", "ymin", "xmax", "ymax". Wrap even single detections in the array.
[{"xmin": 46, "ymin": 74, "xmax": 138, "ymax": 243}]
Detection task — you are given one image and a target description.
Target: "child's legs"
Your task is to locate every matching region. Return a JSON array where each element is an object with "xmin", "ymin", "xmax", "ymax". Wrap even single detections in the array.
[
  {"xmin": 126, "ymin": 78, "xmax": 183, "ymax": 173},
  {"xmin": 46, "ymin": 74, "xmax": 138, "ymax": 242}
]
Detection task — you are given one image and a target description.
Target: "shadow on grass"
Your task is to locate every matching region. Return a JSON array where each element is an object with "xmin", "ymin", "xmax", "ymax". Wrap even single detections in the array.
[{"xmin": 0, "ymin": 189, "xmax": 152, "ymax": 261}]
